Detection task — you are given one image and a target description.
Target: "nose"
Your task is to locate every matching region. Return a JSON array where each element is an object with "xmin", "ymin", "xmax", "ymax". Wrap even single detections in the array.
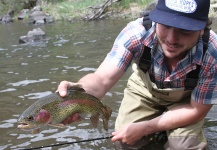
[{"xmin": 166, "ymin": 28, "xmax": 179, "ymax": 45}]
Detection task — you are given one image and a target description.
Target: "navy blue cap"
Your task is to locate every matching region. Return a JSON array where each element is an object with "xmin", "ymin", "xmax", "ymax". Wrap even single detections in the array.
[{"xmin": 149, "ymin": 0, "xmax": 210, "ymax": 31}]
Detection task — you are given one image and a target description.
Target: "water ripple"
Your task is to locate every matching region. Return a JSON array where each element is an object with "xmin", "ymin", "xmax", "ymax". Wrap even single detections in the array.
[
  {"xmin": 0, "ymin": 119, "xmax": 17, "ymax": 128},
  {"xmin": 0, "ymin": 48, "xmax": 8, "ymax": 51},
  {"xmin": 24, "ymin": 91, "xmax": 52, "ymax": 99},
  {"xmin": 56, "ymin": 56, "xmax": 69, "ymax": 59},
  {"xmin": 8, "ymin": 79, "xmax": 49, "ymax": 86},
  {"xmin": 0, "ymin": 88, "xmax": 17, "ymax": 93},
  {"xmin": 78, "ymin": 67, "xmax": 96, "ymax": 72},
  {"xmin": 63, "ymin": 66, "xmax": 81, "ymax": 70},
  {"xmin": 73, "ymin": 41, "xmax": 85, "ymax": 45},
  {"xmin": 53, "ymin": 38, "xmax": 70, "ymax": 47}
]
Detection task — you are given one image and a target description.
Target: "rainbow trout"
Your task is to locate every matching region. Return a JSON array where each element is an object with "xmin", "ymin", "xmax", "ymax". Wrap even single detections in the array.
[{"xmin": 17, "ymin": 84, "xmax": 112, "ymax": 133}]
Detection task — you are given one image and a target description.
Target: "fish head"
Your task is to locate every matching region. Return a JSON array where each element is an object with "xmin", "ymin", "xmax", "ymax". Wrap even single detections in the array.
[
  {"xmin": 17, "ymin": 115, "xmax": 38, "ymax": 130},
  {"xmin": 17, "ymin": 109, "xmax": 51, "ymax": 131}
]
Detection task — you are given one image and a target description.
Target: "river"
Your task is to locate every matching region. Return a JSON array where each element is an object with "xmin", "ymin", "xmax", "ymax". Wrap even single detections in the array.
[{"xmin": 0, "ymin": 18, "xmax": 217, "ymax": 150}]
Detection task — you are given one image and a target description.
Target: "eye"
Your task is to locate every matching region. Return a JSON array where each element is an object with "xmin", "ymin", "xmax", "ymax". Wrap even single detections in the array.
[{"xmin": 27, "ymin": 116, "xmax": 34, "ymax": 121}]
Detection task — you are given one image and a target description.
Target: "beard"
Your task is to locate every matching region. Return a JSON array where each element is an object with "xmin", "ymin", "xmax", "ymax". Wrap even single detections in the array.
[{"xmin": 157, "ymin": 34, "xmax": 201, "ymax": 61}]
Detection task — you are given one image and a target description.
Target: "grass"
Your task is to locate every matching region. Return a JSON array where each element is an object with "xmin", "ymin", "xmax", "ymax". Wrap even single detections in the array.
[
  {"xmin": 1, "ymin": 0, "xmax": 216, "ymax": 21},
  {"xmin": 118, "ymin": 0, "xmax": 153, "ymax": 8},
  {"xmin": 40, "ymin": 0, "xmax": 153, "ymax": 20},
  {"xmin": 41, "ymin": 0, "xmax": 106, "ymax": 20},
  {"xmin": 0, "ymin": 0, "xmax": 154, "ymax": 20}
]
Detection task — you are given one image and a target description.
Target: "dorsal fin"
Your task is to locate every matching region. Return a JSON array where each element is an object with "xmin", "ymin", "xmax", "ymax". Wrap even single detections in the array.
[{"xmin": 67, "ymin": 83, "xmax": 85, "ymax": 92}]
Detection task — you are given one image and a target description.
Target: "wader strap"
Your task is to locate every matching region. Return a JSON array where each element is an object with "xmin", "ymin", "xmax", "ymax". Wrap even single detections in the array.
[
  {"xmin": 139, "ymin": 13, "xmax": 152, "ymax": 73},
  {"xmin": 138, "ymin": 46, "xmax": 151, "ymax": 73},
  {"xmin": 142, "ymin": 13, "xmax": 152, "ymax": 31},
  {"xmin": 184, "ymin": 65, "xmax": 201, "ymax": 90}
]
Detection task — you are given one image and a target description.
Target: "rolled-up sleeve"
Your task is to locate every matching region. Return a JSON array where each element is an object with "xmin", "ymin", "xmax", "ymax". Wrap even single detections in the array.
[
  {"xmin": 104, "ymin": 18, "xmax": 146, "ymax": 72},
  {"xmin": 192, "ymin": 31, "xmax": 217, "ymax": 104}
]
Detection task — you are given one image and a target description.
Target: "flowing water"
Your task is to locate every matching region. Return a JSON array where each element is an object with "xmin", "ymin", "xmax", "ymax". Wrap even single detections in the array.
[{"xmin": 0, "ymin": 18, "xmax": 217, "ymax": 150}]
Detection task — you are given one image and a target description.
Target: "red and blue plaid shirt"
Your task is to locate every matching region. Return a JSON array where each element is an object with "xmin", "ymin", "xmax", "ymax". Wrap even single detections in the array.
[{"xmin": 105, "ymin": 18, "xmax": 217, "ymax": 104}]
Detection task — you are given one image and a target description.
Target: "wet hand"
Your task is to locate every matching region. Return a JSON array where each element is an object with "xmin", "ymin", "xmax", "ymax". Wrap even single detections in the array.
[
  {"xmin": 111, "ymin": 122, "xmax": 144, "ymax": 145},
  {"xmin": 57, "ymin": 81, "xmax": 82, "ymax": 97}
]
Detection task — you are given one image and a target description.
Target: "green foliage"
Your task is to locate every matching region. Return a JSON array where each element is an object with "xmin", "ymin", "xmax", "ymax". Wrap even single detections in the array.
[
  {"xmin": 41, "ymin": 0, "xmax": 105, "ymax": 20},
  {"xmin": 44, "ymin": 0, "xmax": 65, "ymax": 3},
  {"xmin": 40, "ymin": 0, "xmax": 153, "ymax": 19},
  {"xmin": 0, "ymin": 0, "xmax": 33, "ymax": 15},
  {"xmin": 0, "ymin": 0, "xmax": 154, "ymax": 20},
  {"xmin": 117, "ymin": 0, "xmax": 153, "ymax": 8}
]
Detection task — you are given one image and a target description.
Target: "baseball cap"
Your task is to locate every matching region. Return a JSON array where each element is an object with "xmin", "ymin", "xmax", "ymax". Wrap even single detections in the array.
[{"xmin": 149, "ymin": 0, "xmax": 210, "ymax": 31}]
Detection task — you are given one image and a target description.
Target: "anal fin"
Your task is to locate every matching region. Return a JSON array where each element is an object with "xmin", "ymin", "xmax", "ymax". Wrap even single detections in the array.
[{"xmin": 90, "ymin": 114, "xmax": 99, "ymax": 128}]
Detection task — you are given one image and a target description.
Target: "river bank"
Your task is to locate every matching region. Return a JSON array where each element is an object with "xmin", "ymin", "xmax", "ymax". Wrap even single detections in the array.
[
  {"xmin": 1, "ymin": 0, "xmax": 217, "ymax": 24},
  {"xmin": 0, "ymin": 0, "xmax": 154, "ymax": 23},
  {"xmin": 39, "ymin": 0, "xmax": 154, "ymax": 21}
]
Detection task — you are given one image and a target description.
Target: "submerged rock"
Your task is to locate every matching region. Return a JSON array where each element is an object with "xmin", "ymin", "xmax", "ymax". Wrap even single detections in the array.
[{"xmin": 19, "ymin": 28, "xmax": 47, "ymax": 44}]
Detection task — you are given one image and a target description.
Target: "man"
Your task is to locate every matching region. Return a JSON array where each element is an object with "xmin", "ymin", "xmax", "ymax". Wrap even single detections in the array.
[{"xmin": 58, "ymin": 0, "xmax": 217, "ymax": 149}]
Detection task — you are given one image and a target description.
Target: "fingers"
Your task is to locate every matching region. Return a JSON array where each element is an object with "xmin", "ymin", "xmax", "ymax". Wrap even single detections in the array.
[
  {"xmin": 111, "ymin": 131, "xmax": 121, "ymax": 142},
  {"xmin": 111, "ymin": 129, "xmax": 137, "ymax": 145},
  {"xmin": 111, "ymin": 131, "xmax": 129, "ymax": 144},
  {"xmin": 57, "ymin": 81, "xmax": 75, "ymax": 97}
]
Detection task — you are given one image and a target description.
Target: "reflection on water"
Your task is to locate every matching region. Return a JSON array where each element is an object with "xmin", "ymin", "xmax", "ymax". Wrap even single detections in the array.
[{"xmin": 0, "ymin": 19, "xmax": 217, "ymax": 150}]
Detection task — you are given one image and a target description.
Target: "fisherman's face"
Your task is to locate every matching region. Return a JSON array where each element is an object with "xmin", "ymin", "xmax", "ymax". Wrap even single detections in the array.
[{"xmin": 156, "ymin": 23, "xmax": 204, "ymax": 60}]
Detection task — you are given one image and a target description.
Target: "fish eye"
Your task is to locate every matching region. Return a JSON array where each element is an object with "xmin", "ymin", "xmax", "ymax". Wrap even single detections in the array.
[{"xmin": 27, "ymin": 116, "xmax": 34, "ymax": 120}]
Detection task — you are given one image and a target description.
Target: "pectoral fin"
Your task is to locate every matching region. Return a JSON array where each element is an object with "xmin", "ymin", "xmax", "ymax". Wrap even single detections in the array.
[{"xmin": 90, "ymin": 114, "xmax": 99, "ymax": 128}]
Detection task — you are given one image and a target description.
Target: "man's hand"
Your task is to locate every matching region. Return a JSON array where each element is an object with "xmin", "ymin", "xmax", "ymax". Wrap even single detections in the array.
[{"xmin": 111, "ymin": 122, "xmax": 146, "ymax": 145}]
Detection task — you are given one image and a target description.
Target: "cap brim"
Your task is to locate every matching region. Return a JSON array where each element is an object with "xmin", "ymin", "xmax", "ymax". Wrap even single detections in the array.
[{"xmin": 149, "ymin": 8, "xmax": 206, "ymax": 31}]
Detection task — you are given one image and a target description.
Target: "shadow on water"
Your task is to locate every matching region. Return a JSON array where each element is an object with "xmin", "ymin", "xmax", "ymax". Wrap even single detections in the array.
[{"xmin": 0, "ymin": 18, "xmax": 217, "ymax": 150}]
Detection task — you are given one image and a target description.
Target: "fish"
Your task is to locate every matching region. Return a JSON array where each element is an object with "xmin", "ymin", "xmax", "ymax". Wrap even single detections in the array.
[{"xmin": 17, "ymin": 84, "xmax": 112, "ymax": 133}]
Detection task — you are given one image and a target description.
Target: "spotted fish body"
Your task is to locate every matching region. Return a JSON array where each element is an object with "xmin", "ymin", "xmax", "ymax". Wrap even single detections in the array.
[{"xmin": 17, "ymin": 85, "xmax": 112, "ymax": 133}]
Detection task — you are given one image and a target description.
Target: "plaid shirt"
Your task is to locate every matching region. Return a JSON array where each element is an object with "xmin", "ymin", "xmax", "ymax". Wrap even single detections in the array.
[{"xmin": 105, "ymin": 18, "xmax": 217, "ymax": 104}]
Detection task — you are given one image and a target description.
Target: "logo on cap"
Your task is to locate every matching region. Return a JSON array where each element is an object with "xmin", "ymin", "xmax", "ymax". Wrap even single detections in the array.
[{"xmin": 165, "ymin": 0, "xmax": 197, "ymax": 13}]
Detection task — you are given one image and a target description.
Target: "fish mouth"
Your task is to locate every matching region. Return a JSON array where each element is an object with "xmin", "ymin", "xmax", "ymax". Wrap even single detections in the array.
[{"xmin": 17, "ymin": 122, "xmax": 36, "ymax": 130}]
